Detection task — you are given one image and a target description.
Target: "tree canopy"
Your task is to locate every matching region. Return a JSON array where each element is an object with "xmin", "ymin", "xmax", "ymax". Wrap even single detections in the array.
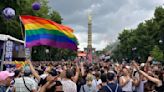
[{"xmin": 105, "ymin": 6, "xmax": 164, "ymax": 62}]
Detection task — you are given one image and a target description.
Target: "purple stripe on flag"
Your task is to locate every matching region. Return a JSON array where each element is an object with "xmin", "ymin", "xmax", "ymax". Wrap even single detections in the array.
[{"xmin": 26, "ymin": 39, "xmax": 77, "ymax": 50}]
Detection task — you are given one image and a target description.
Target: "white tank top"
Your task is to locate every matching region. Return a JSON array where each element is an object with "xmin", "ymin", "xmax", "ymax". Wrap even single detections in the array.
[{"xmin": 121, "ymin": 76, "xmax": 133, "ymax": 92}]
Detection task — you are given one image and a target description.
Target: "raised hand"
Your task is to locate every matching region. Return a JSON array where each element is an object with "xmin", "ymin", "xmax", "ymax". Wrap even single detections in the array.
[
  {"xmin": 25, "ymin": 59, "xmax": 31, "ymax": 65},
  {"xmin": 147, "ymin": 56, "xmax": 153, "ymax": 62},
  {"xmin": 132, "ymin": 60, "xmax": 139, "ymax": 70}
]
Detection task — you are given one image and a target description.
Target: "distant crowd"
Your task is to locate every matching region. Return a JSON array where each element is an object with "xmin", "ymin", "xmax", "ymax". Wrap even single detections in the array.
[{"xmin": 0, "ymin": 56, "xmax": 164, "ymax": 92}]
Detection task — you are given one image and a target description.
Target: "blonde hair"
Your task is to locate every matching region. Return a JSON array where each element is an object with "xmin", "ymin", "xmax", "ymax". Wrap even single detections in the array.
[{"xmin": 86, "ymin": 73, "xmax": 93, "ymax": 81}]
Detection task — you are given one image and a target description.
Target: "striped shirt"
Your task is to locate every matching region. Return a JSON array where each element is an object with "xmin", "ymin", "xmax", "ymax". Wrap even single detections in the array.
[{"xmin": 14, "ymin": 77, "xmax": 37, "ymax": 92}]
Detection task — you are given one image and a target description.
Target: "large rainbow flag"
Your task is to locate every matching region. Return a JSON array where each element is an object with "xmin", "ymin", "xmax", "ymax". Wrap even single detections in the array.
[{"xmin": 20, "ymin": 15, "xmax": 78, "ymax": 50}]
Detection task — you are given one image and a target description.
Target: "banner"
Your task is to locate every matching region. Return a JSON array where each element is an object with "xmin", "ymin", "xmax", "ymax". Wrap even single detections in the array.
[
  {"xmin": 5, "ymin": 41, "xmax": 13, "ymax": 61},
  {"xmin": 25, "ymin": 48, "xmax": 31, "ymax": 59}
]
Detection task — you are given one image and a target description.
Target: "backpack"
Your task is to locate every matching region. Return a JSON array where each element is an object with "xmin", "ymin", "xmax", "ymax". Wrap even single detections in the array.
[{"xmin": 106, "ymin": 84, "xmax": 118, "ymax": 92}]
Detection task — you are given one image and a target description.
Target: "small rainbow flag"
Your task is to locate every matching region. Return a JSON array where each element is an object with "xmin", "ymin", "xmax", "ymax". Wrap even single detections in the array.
[
  {"xmin": 14, "ymin": 61, "xmax": 26, "ymax": 69},
  {"xmin": 20, "ymin": 15, "xmax": 78, "ymax": 50}
]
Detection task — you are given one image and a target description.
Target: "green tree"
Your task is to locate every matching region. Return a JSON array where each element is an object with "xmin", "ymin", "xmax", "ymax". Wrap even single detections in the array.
[
  {"xmin": 151, "ymin": 46, "xmax": 163, "ymax": 62},
  {"xmin": 49, "ymin": 10, "xmax": 62, "ymax": 24},
  {"xmin": 108, "ymin": 6, "xmax": 164, "ymax": 62},
  {"xmin": 0, "ymin": 0, "xmax": 50, "ymax": 39}
]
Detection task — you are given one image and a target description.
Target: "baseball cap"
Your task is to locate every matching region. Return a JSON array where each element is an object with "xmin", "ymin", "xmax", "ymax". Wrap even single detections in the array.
[
  {"xmin": 0, "ymin": 71, "xmax": 15, "ymax": 81},
  {"xmin": 24, "ymin": 65, "xmax": 31, "ymax": 76}
]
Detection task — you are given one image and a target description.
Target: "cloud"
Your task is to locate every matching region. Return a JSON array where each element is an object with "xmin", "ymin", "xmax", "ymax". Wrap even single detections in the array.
[{"xmin": 48, "ymin": 0, "xmax": 164, "ymax": 50}]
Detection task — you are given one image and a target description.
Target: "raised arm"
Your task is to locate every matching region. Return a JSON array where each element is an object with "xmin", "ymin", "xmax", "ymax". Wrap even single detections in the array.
[
  {"xmin": 145, "ymin": 56, "xmax": 153, "ymax": 68},
  {"xmin": 138, "ymin": 70, "xmax": 162, "ymax": 87},
  {"xmin": 133, "ymin": 61, "xmax": 162, "ymax": 87},
  {"xmin": 26, "ymin": 60, "xmax": 40, "ymax": 81},
  {"xmin": 72, "ymin": 63, "xmax": 80, "ymax": 83},
  {"xmin": 39, "ymin": 81, "xmax": 50, "ymax": 92},
  {"xmin": 80, "ymin": 62, "xmax": 85, "ymax": 76}
]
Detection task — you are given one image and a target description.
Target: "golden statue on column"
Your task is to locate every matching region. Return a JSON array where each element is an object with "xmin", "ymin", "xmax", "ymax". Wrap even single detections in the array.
[{"xmin": 87, "ymin": 14, "xmax": 92, "ymax": 49}]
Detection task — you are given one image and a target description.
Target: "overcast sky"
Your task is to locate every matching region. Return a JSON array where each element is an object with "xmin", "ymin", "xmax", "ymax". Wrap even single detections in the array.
[{"xmin": 48, "ymin": 0, "xmax": 164, "ymax": 51}]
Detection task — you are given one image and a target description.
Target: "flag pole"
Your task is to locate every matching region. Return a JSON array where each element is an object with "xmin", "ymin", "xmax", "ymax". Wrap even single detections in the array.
[
  {"xmin": 19, "ymin": 16, "xmax": 31, "ymax": 60},
  {"xmin": 19, "ymin": 16, "xmax": 25, "ymax": 42},
  {"xmin": 19, "ymin": 16, "xmax": 28, "ymax": 60},
  {"xmin": 0, "ymin": 41, "xmax": 6, "ymax": 71}
]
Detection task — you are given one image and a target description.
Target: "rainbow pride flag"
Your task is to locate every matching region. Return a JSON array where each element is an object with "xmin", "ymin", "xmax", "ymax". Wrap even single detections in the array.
[
  {"xmin": 14, "ymin": 61, "xmax": 26, "ymax": 69},
  {"xmin": 20, "ymin": 15, "xmax": 78, "ymax": 50}
]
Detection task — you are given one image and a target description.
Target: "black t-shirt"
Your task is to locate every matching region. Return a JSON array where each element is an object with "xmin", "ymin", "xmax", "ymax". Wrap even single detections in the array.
[
  {"xmin": 77, "ymin": 76, "xmax": 86, "ymax": 92},
  {"xmin": 46, "ymin": 81, "xmax": 62, "ymax": 92},
  {"xmin": 38, "ymin": 78, "xmax": 47, "ymax": 86},
  {"xmin": 155, "ymin": 81, "xmax": 164, "ymax": 92}
]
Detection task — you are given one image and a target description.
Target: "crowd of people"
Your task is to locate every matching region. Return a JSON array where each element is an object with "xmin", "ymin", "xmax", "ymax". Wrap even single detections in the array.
[{"xmin": 0, "ymin": 56, "xmax": 164, "ymax": 92}]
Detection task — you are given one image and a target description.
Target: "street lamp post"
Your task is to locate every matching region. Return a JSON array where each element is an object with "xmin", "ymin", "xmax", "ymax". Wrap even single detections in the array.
[
  {"xmin": 132, "ymin": 47, "xmax": 137, "ymax": 60},
  {"xmin": 159, "ymin": 39, "xmax": 164, "ymax": 61},
  {"xmin": 45, "ymin": 49, "xmax": 49, "ymax": 61}
]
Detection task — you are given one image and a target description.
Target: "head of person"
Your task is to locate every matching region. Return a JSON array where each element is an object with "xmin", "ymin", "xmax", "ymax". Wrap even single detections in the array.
[
  {"xmin": 47, "ymin": 68, "xmax": 58, "ymax": 81},
  {"xmin": 100, "ymin": 73, "xmax": 107, "ymax": 83},
  {"xmin": 66, "ymin": 69, "xmax": 74, "ymax": 79},
  {"xmin": 122, "ymin": 67, "xmax": 130, "ymax": 76},
  {"xmin": 152, "ymin": 65, "xmax": 159, "ymax": 73},
  {"xmin": 0, "ymin": 71, "xmax": 15, "ymax": 86},
  {"xmin": 144, "ymin": 80, "xmax": 156, "ymax": 91},
  {"xmin": 107, "ymin": 72, "xmax": 115, "ymax": 82},
  {"xmin": 114, "ymin": 63, "xmax": 120, "ymax": 70},
  {"xmin": 14, "ymin": 69, "xmax": 21, "ymax": 78},
  {"xmin": 86, "ymin": 73, "xmax": 93, "ymax": 86},
  {"xmin": 95, "ymin": 72, "xmax": 100, "ymax": 79},
  {"xmin": 55, "ymin": 81, "xmax": 63, "ymax": 92},
  {"xmin": 38, "ymin": 69, "xmax": 58, "ymax": 86},
  {"xmin": 47, "ymin": 81, "xmax": 63, "ymax": 92},
  {"xmin": 42, "ymin": 69, "xmax": 63, "ymax": 92},
  {"xmin": 24, "ymin": 66, "xmax": 31, "ymax": 76}
]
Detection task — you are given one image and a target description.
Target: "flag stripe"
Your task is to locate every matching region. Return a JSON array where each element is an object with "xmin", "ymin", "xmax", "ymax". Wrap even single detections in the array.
[
  {"xmin": 26, "ymin": 34, "xmax": 77, "ymax": 45},
  {"xmin": 25, "ymin": 24, "xmax": 75, "ymax": 38},
  {"xmin": 25, "ymin": 23, "xmax": 59, "ymax": 30},
  {"xmin": 26, "ymin": 28, "xmax": 77, "ymax": 41},
  {"xmin": 21, "ymin": 15, "xmax": 73, "ymax": 32},
  {"xmin": 26, "ymin": 39, "xmax": 77, "ymax": 50}
]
